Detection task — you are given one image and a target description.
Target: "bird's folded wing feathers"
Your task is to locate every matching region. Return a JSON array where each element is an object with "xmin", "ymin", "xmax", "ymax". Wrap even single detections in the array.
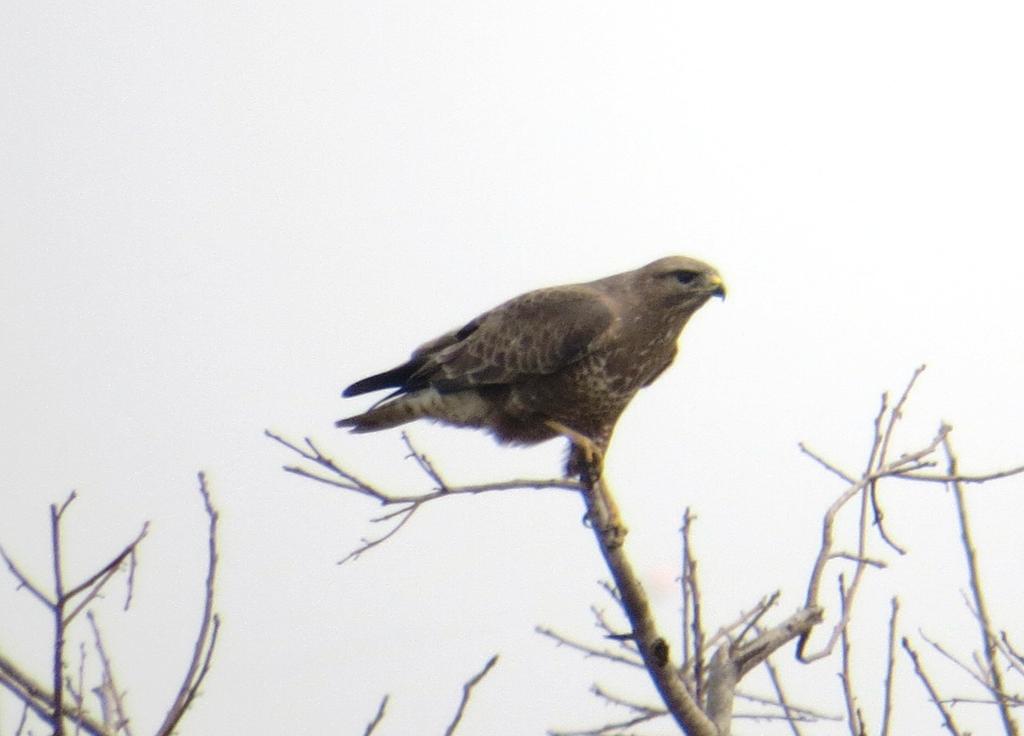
[{"xmin": 414, "ymin": 286, "xmax": 616, "ymax": 391}]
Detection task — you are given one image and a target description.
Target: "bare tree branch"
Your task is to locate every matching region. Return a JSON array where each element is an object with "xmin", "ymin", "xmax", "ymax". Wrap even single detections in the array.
[
  {"xmin": 944, "ymin": 434, "xmax": 1021, "ymax": 736},
  {"xmin": 577, "ymin": 472, "xmax": 822, "ymax": 736},
  {"xmin": 70, "ymin": 641, "xmax": 87, "ymax": 736},
  {"xmin": 87, "ymin": 612, "xmax": 133, "ymax": 736},
  {"xmin": 902, "ymin": 637, "xmax": 964, "ymax": 736},
  {"xmin": 737, "ymin": 685, "xmax": 841, "ymax": 722},
  {"xmin": 14, "ymin": 700, "xmax": 29, "ymax": 736},
  {"xmin": 268, "ymin": 429, "xmax": 582, "ymax": 564},
  {"xmin": 363, "ymin": 694, "xmax": 389, "ymax": 736},
  {"xmin": 798, "ymin": 367, "xmax": 950, "ymax": 662},
  {"xmin": 0, "ymin": 649, "xmax": 109, "ymax": 736},
  {"xmin": 680, "ymin": 508, "xmax": 706, "ymax": 704},
  {"xmin": 65, "ymin": 524, "xmax": 149, "ymax": 625},
  {"xmin": 277, "ymin": 426, "xmax": 830, "ymax": 735},
  {"xmin": 536, "ymin": 625, "xmax": 643, "ymax": 669},
  {"xmin": 273, "ymin": 367, "xmax": 1024, "ymax": 736},
  {"xmin": 880, "ymin": 597, "xmax": 899, "ymax": 736},
  {"xmin": 577, "ymin": 473, "xmax": 720, "ymax": 736},
  {"xmin": 154, "ymin": 472, "xmax": 221, "ymax": 736},
  {"xmin": 2, "ymin": 478, "xmax": 222, "ymax": 736},
  {"xmin": 797, "ymin": 443, "xmax": 855, "ymax": 484},
  {"xmin": 589, "ymin": 601, "xmax": 640, "ymax": 660},
  {"xmin": 51, "ymin": 496, "xmax": 70, "ymax": 736},
  {"xmin": 1001, "ymin": 633, "xmax": 1024, "ymax": 677},
  {"xmin": 872, "ymin": 365, "xmax": 925, "ymax": 554},
  {"xmin": 828, "ymin": 552, "xmax": 887, "ymax": 568},
  {"xmin": 0, "ymin": 545, "xmax": 55, "ymax": 609},
  {"xmin": 920, "ymin": 629, "xmax": 1001, "ymax": 696},
  {"xmin": 838, "ymin": 576, "xmax": 863, "ymax": 736},
  {"xmin": 400, "ymin": 430, "xmax": 448, "ymax": 488},
  {"xmin": 443, "ymin": 654, "xmax": 499, "ymax": 736},
  {"xmin": 549, "ymin": 683, "xmax": 664, "ymax": 735},
  {"xmin": 550, "ymin": 711, "xmax": 660, "ymax": 736},
  {"xmin": 896, "ymin": 466, "xmax": 1024, "ymax": 484},
  {"xmin": 763, "ymin": 655, "xmax": 807, "ymax": 736}
]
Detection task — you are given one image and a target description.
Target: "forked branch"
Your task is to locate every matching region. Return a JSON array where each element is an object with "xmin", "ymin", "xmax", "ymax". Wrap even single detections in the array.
[
  {"xmin": 267, "ymin": 429, "xmax": 581, "ymax": 564},
  {"xmin": 797, "ymin": 366, "xmax": 1024, "ymax": 664},
  {"xmin": 0, "ymin": 475, "xmax": 220, "ymax": 736}
]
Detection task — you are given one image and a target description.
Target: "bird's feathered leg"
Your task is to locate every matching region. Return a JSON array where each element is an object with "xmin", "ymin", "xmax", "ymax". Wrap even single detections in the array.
[
  {"xmin": 544, "ymin": 419, "xmax": 605, "ymax": 481},
  {"xmin": 545, "ymin": 420, "xmax": 627, "ymax": 546}
]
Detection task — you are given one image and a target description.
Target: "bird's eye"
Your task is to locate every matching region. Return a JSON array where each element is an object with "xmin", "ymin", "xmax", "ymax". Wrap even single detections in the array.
[{"xmin": 673, "ymin": 269, "xmax": 700, "ymax": 285}]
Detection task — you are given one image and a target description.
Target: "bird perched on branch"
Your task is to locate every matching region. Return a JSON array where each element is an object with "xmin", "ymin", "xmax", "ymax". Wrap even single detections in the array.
[{"xmin": 337, "ymin": 256, "xmax": 724, "ymax": 478}]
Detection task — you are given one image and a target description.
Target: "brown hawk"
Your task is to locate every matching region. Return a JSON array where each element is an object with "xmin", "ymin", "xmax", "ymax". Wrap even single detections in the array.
[{"xmin": 336, "ymin": 256, "xmax": 724, "ymax": 476}]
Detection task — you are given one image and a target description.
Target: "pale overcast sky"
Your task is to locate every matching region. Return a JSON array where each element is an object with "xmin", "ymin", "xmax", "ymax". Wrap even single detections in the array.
[{"xmin": 2, "ymin": 2, "xmax": 1023, "ymax": 734}]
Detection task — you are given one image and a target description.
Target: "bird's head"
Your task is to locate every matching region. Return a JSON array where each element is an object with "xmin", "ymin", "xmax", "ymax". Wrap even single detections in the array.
[{"xmin": 638, "ymin": 255, "xmax": 726, "ymax": 311}]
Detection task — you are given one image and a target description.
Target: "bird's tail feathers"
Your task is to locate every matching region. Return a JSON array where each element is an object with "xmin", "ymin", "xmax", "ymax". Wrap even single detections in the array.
[
  {"xmin": 336, "ymin": 388, "xmax": 491, "ymax": 434},
  {"xmin": 335, "ymin": 389, "xmax": 440, "ymax": 432},
  {"xmin": 342, "ymin": 362, "xmax": 419, "ymax": 397}
]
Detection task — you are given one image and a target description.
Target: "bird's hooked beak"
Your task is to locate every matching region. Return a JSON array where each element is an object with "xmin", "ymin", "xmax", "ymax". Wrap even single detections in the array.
[{"xmin": 708, "ymin": 273, "xmax": 726, "ymax": 300}]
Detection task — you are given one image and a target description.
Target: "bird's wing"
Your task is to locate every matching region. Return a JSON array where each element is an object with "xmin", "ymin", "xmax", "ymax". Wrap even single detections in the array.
[{"xmin": 414, "ymin": 285, "xmax": 616, "ymax": 391}]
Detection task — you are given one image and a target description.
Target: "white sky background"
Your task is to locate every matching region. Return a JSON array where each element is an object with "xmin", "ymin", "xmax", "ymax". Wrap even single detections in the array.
[{"xmin": 2, "ymin": 1, "xmax": 1023, "ymax": 734}]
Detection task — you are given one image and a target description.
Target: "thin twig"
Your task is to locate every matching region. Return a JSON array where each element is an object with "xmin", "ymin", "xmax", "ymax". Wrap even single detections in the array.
[
  {"xmin": 71, "ymin": 642, "xmax": 86, "ymax": 736},
  {"xmin": 154, "ymin": 473, "xmax": 220, "ymax": 736},
  {"xmin": 338, "ymin": 506, "xmax": 420, "ymax": 565},
  {"xmin": 589, "ymin": 605, "xmax": 635, "ymax": 653},
  {"xmin": 763, "ymin": 656, "xmax": 807, "ymax": 735},
  {"xmin": 549, "ymin": 710, "xmax": 660, "ymax": 736},
  {"xmin": 920, "ymin": 629, "xmax": 997, "ymax": 695},
  {"xmin": 880, "ymin": 597, "xmax": 899, "ymax": 736},
  {"xmin": 363, "ymin": 694, "xmax": 389, "ymax": 736},
  {"xmin": 400, "ymin": 431, "xmax": 448, "ymax": 489},
  {"xmin": 0, "ymin": 545, "xmax": 55, "ymax": 609},
  {"xmin": 838, "ymin": 575, "xmax": 862, "ymax": 736},
  {"xmin": 549, "ymin": 684, "xmax": 665, "ymax": 735},
  {"xmin": 877, "ymin": 365, "xmax": 925, "ymax": 473},
  {"xmin": 590, "ymin": 683, "xmax": 663, "ymax": 716},
  {"xmin": 828, "ymin": 552, "xmax": 887, "ymax": 568},
  {"xmin": 681, "ymin": 509, "xmax": 694, "ymax": 675},
  {"xmin": 269, "ymin": 429, "xmax": 582, "ymax": 564},
  {"xmin": 680, "ymin": 508, "xmax": 705, "ymax": 703},
  {"xmin": 535, "ymin": 626, "xmax": 643, "ymax": 668},
  {"xmin": 869, "ymin": 367, "xmax": 923, "ymax": 556},
  {"xmin": 735, "ymin": 591, "xmax": 780, "ymax": 645},
  {"xmin": 902, "ymin": 637, "xmax": 964, "ymax": 736},
  {"xmin": 443, "ymin": 654, "xmax": 499, "ymax": 736},
  {"xmin": 944, "ymin": 434, "xmax": 1020, "ymax": 736},
  {"xmin": 896, "ymin": 465, "xmax": 1024, "ymax": 484},
  {"xmin": 939, "ymin": 696, "xmax": 1024, "ymax": 706},
  {"xmin": 88, "ymin": 612, "xmax": 133, "ymax": 736},
  {"xmin": 51, "ymin": 499, "xmax": 68, "ymax": 736},
  {"xmin": 1000, "ymin": 632, "xmax": 1024, "ymax": 675},
  {"xmin": 65, "ymin": 524, "xmax": 149, "ymax": 625},
  {"xmin": 737, "ymin": 685, "xmax": 841, "ymax": 722},
  {"xmin": 14, "ymin": 700, "xmax": 30, "ymax": 736},
  {"xmin": 798, "ymin": 443, "xmax": 855, "ymax": 484},
  {"xmin": 64, "ymin": 524, "xmax": 150, "ymax": 602},
  {"xmin": 701, "ymin": 596, "xmax": 781, "ymax": 659}
]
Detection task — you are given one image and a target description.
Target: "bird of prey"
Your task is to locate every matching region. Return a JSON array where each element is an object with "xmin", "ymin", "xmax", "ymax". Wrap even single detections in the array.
[{"xmin": 337, "ymin": 256, "xmax": 724, "ymax": 477}]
